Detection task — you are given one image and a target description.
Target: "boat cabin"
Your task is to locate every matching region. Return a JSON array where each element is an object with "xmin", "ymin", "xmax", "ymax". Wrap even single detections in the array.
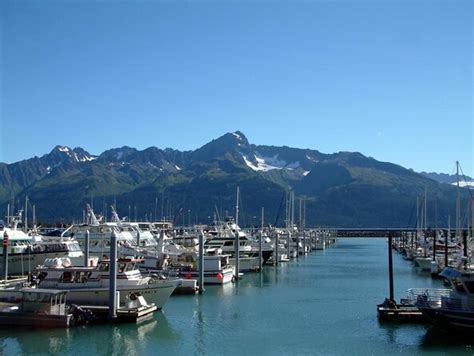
[{"xmin": 21, "ymin": 288, "xmax": 68, "ymax": 315}]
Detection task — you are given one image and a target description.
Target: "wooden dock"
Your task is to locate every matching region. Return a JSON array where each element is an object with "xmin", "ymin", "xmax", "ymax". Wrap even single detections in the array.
[
  {"xmin": 377, "ymin": 302, "xmax": 425, "ymax": 323},
  {"xmin": 78, "ymin": 304, "xmax": 157, "ymax": 323}
]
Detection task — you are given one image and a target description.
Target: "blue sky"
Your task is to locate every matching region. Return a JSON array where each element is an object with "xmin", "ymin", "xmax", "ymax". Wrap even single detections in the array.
[{"xmin": 1, "ymin": 0, "xmax": 472, "ymax": 176}]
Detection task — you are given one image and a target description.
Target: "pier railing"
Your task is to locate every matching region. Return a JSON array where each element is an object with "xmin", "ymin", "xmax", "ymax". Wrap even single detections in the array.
[{"xmin": 407, "ymin": 288, "xmax": 474, "ymax": 313}]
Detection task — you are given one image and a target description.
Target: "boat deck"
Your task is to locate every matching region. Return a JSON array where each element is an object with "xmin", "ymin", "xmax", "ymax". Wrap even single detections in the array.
[{"xmin": 79, "ymin": 304, "xmax": 157, "ymax": 323}]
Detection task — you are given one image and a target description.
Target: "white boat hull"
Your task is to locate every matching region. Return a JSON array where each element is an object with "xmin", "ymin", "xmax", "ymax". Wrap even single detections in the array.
[{"xmin": 51, "ymin": 279, "xmax": 178, "ymax": 309}]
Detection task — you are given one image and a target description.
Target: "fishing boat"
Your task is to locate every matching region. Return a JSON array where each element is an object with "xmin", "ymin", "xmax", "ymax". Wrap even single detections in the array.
[
  {"xmin": 410, "ymin": 266, "xmax": 474, "ymax": 332},
  {"xmin": 0, "ymin": 288, "xmax": 73, "ymax": 328},
  {"xmin": 0, "ymin": 218, "xmax": 84, "ymax": 275},
  {"xmin": 205, "ymin": 217, "xmax": 270, "ymax": 270},
  {"xmin": 33, "ymin": 257, "xmax": 179, "ymax": 309}
]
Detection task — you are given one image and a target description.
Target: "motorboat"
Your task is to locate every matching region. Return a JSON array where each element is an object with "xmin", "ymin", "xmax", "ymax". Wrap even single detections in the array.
[
  {"xmin": 33, "ymin": 257, "xmax": 179, "ymax": 309},
  {"xmin": 410, "ymin": 265, "xmax": 474, "ymax": 332}
]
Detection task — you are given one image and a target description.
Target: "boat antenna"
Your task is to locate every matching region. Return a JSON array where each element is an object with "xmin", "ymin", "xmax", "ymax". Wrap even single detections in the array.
[{"xmin": 86, "ymin": 204, "xmax": 100, "ymax": 226}]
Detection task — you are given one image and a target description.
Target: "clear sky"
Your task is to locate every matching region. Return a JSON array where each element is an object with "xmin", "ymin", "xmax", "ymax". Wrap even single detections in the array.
[{"xmin": 1, "ymin": 0, "xmax": 472, "ymax": 176}]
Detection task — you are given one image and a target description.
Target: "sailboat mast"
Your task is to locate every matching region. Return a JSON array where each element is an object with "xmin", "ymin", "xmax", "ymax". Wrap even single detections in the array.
[
  {"xmin": 456, "ymin": 161, "xmax": 461, "ymax": 238},
  {"xmin": 235, "ymin": 186, "xmax": 240, "ymax": 226}
]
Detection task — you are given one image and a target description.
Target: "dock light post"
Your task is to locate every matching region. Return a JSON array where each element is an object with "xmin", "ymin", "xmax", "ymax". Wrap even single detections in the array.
[
  {"xmin": 109, "ymin": 230, "xmax": 118, "ymax": 319},
  {"xmin": 3, "ymin": 231, "xmax": 9, "ymax": 283}
]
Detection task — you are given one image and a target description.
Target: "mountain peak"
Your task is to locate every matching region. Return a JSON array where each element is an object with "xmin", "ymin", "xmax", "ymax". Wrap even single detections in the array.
[
  {"xmin": 51, "ymin": 145, "xmax": 72, "ymax": 154},
  {"xmin": 230, "ymin": 131, "xmax": 249, "ymax": 144}
]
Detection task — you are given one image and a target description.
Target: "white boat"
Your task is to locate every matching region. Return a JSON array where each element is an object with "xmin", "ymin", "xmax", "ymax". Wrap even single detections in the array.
[
  {"xmin": 205, "ymin": 217, "xmax": 272, "ymax": 267},
  {"xmin": 33, "ymin": 257, "xmax": 179, "ymax": 309},
  {"xmin": 141, "ymin": 253, "xmax": 234, "ymax": 285},
  {"xmin": 0, "ymin": 218, "xmax": 84, "ymax": 275},
  {"xmin": 180, "ymin": 254, "xmax": 234, "ymax": 285},
  {"xmin": 0, "ymin": 288, "xmax": 73, "ymax": 328}
]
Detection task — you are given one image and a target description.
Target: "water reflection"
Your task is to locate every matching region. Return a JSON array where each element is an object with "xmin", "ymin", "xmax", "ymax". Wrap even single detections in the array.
[
  {"xmin": 420, "ymin": 327, "xmax": 473, "ymax": 351},
  {"xmin": 0, "ymin": 328, "xmax": 72, "ymax": 354},
  {"xmin": 0, "ymin": 312, "xmax": 182, "ymax": 355}
]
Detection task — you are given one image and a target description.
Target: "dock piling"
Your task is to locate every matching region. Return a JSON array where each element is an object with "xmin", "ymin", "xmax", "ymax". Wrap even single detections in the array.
[
  {"xmin": 198, "ymin": 231, "xmax": 205, "ymax": 294},
  {"xmin": 85, "ymin": 230, "xmax": 90, "ymax": 267},
  {"xmin": 388, "ymin": 233, "xmax": 394, "ymax": 302},
  {"xmin": 234, "ymin": 231, "xmax": 240, "ymax": 280},
  {"xmin": 259, "ymin": 207, "xmax": 263, "ymax": 271},
  {"xmin": 3, "ymin": 231, "xmax": 9, "ymax": 283},
  {"xmin": 109, "ymin": 230, "xmax": 118, "ymax": 319}
]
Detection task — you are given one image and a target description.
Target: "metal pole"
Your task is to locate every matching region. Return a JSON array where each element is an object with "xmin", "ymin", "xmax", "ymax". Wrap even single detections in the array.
[
  {"xmin": 24, "ymin": 196, "xmax": 28, "ymax": 232},
  {"xmin": 259, "ymin": 207, "xmax": 263, "ymax": 271},
  {"xmin": 296, "ymin": 231, "xmax": 300, "ymax": 258},
  {"xmin": 234, "ymin": 231, "xmax": 240, "ymax": 280},
  {"xmin": 432, "ymin": 230, "xmax": 436, "ymax": 261},
  {"xmin": 446, "ymin": 215, "xmax": 450, "ymax": 269},
  {"xmin": 198, "ymin": 231, "xmax": 204, "ymax": 294},
  {"xmin": 388, "ymin": 234, "xmax": 394, "ymax": 302},
  {"xmin": 274, "ymin": 231, "xmax": 278, "ymax": 266},
  {"xmin": 84, "ymin": 230, "xmax": 90, "ymax": 267},
  {"xmin": 287, "ymin": 231, "xmax": 291, "ymax": 260},
  {"xmin": 109, "ymin": 230, "xmax": 118, "ymax": 319},
  {"xmin": 444, "ymin": 229, "xmax": 448, "ymax": 269},
  {"xmin": 463, "ymin": 230, "xmax": 468, "ymax": 260},
  {"xmin": 3, "ymin": 231, "xmax": 9, "ymax": 282},
  {"xmin": 136, "ymin": 230, "xmax": 140, "ymax": 246},
  {"xmin": 303, "ymin": 230, "xmax": 306, "ymax": 255}
]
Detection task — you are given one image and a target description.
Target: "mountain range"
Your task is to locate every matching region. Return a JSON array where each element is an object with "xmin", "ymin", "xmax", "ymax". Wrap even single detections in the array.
[{"xmin": 0, "ymin": 131, "xmax": 471, "ymax": 227}]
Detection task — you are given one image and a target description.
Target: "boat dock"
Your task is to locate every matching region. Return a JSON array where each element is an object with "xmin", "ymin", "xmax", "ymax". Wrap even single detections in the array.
[{"xmin": 76, "ymin": 304, "xmax": 158, "ymax": 324}]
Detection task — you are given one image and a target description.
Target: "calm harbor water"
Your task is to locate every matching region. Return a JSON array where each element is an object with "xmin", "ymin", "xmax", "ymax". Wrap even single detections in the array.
[{"xmin": 1, "ymin": 238, "xmax": 473, "ymax": 355}]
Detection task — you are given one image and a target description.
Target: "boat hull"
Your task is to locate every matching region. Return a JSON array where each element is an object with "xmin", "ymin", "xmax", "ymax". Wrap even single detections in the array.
[
  {"xmin": 419, "ymin": 307, "xmax": 474, "ymax": 333},
  {"xmin": 48, "ymin": 280, "xmax": 178, "ymax": 309},
  {"xmin": 180, "ymin": 268, "xmax": 234, "ymax": 285},
  {"xmin": 0, "ymin": 311, "xmax": 72, "ymax": 328}
]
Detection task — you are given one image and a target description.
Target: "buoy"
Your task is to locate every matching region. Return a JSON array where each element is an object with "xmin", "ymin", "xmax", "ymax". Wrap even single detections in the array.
[
  {"xmin": 185, "ymin": 272, "xmax": 192, "ymax": 279},
  {"xmin": 216, "ymin": 273, "xmax": 223, "ymax": 281}
]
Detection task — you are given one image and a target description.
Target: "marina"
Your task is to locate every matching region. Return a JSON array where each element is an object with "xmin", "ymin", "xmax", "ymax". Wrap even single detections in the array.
[{"xmin": 0, "ymin": 238, "xmax": 472, "ymax": 354}]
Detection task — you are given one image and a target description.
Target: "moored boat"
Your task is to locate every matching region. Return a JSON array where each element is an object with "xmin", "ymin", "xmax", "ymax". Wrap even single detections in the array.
[{"xmin": 33, "ymin": 257, "xmax": 179, "ymax": 309}]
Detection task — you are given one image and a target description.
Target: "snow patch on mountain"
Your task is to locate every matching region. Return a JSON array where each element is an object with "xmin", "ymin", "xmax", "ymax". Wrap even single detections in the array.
[
  {"xmin": 452, "ymin": 181, "xmax": 474, "ymax": 188},
  {"xmin": 243, "ymin": 154, "xmax": 301, "ymax": 172},
  {"xmin": 232, "ymin": 132, "xmax": 243, "ymax": 141}
]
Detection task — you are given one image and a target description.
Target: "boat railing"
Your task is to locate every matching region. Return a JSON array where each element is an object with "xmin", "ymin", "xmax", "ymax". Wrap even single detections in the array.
[{"xmin": 408, "ymin": 288, "xmax": 474, "ymax": 312}]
